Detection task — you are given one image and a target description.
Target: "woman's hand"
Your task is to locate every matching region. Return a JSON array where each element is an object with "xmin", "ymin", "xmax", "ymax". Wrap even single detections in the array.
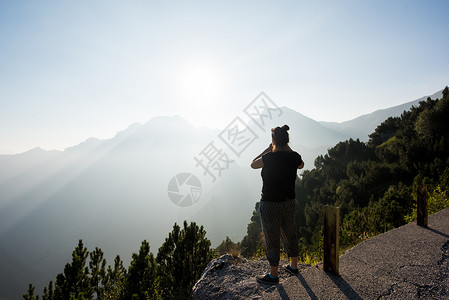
[{"xmin": 251, "ymin": 144, "xmax": 273, "ymax": 169}]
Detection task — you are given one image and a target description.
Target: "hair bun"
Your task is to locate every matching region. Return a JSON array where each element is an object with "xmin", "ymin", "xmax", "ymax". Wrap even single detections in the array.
[{"xmin": 282, "ymin": 125, "xmax": 290, "ymax": 131}]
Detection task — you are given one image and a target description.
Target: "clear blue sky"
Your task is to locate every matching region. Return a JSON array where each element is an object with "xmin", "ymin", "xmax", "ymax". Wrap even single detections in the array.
[{"xmin": 1, "ymin": 0, "xmax": 448, "ymax": 154}]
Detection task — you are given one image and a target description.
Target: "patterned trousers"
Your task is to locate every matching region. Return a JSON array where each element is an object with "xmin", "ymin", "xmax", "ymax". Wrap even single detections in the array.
[{"xmin": 259, "ymin": 199, "xmax": 299, "ymax": 267}]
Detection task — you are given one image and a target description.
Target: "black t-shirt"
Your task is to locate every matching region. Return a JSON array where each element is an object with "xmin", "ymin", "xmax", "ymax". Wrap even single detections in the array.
[{"xmin": 261, "ymin": 151, "xmax": 303, "ymax": 202}]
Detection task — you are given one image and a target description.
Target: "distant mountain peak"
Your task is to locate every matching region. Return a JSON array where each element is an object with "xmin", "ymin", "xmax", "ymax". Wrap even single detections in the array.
[{"xmin": 318, "ymin": 88, "xmax": 445, "ymax": 141}]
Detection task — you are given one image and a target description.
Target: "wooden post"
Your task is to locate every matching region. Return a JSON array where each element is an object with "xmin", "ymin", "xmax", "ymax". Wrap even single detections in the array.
[
  {"xmin": 417, "ymin": 186, "xmax": 428, "ymax": 227},
  {"xmin": 323, "ymin": 205, "xmax": 340, "ymax": 275}
]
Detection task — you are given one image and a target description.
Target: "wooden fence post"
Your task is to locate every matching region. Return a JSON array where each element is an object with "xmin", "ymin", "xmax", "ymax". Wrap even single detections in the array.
[
  {"xmin": 323, "ymin": 205, "xmax": 340, "ymax": 275},
  {"xmin": 417, "ymin": 186, "xmax": 428, "ymax": 227}
]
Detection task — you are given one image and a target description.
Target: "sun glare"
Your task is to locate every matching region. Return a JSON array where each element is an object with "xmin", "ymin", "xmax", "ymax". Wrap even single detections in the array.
[{"xmin": 177, "ymin": 62, "xmax": 224, "ymax": 107}]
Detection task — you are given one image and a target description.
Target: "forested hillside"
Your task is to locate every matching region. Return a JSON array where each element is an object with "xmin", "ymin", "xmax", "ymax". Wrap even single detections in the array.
[{"xmin": 237, "ymin": 86, "xmax": 449, "ymax": 261}]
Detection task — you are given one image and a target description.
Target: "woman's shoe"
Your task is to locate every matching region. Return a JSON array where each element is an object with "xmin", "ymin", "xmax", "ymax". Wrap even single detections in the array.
[
  {"xmin": 256, "ymin": 273, "xmax": 279, "ymax": 284},
  {"xmin": 283, "ymin": 264, "xmax": 299, "ymax": 275}
]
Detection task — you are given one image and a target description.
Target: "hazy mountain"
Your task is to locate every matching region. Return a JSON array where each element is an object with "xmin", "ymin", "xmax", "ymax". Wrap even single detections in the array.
[
  {"xmin": 0, "ymin": 147, "xmax": 61, "ymax": 182},
  {"xmin": 319, "ymin": 89, "xmax": 444, "ymax": 141},
  {"xmin": 0, "ymin": 89, "xmax": 443, "ymax": 299}
]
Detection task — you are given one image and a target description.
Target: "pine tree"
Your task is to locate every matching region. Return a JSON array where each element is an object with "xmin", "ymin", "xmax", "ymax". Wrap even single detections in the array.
[
  {"xmin": 89, "ymin": 247, "xmax": 107, "ymax": 299},
  {"xmin": 156, "ymin": 221, "xmax": 212, "ymax": 299},
  {"xmin": 23, "ymin": 283, "xmax": 39, "ymax": 300},
  {"xmin": 123, "ymin": 240, "xmax": 159, "ymax": 299},
  {"xmin": 66, "ymin": 240, "xmax": 93, "ymax": 299},
  {"xmin": 103, "ymin": 255, "xmax": 126, "ymax": 299},
  {"xmin": 216, "ymin": 236, "xmax": 239, "ymax": 257},
  {"xmin": 53, "ymin": 240, "xmax": 93, "ymax": 300},
  {"xmin": 53, "ymin": 273, "xmax": 66, "ymax": 300},
  {"xmin": 240, "ymin": 202, "xmax": 262, "ymax": 258},
  {"xmin": 42, "ymin": 281, "xmax": 53, "ymax": 300}
]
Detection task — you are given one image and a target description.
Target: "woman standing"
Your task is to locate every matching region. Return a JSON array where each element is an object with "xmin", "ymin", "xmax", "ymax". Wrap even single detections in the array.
[{"xmin": 251, "ymin": 125, "xmax": 304, "ymax": 284}]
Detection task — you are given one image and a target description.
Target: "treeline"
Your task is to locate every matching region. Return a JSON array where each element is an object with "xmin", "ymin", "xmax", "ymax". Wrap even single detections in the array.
[
  {"xmin": 23, "ymin": 221, "xmax": 214, "ymax": 300},
  {"xmin": 231, "ymin": 86, "xmax": 449, "ymax": 262}
]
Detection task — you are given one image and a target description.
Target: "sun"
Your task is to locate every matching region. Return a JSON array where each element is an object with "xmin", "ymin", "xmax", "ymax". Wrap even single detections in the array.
[
  {"xmin": 177, "ymin": 62, "xmax": 224, "ymax": 107},
  {"xmin": 172, "ymin": 60, "xmax": 229, "ymax": 127}
]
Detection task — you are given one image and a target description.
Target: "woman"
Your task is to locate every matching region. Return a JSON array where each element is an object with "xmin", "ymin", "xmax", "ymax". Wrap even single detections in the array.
[{"xmin": 251, "ymin": 125, "xmax": 304, "ymax": 284}]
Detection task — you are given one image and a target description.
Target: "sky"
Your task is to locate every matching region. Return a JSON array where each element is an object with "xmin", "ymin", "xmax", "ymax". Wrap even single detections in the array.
[{"xmin": 1, "ymin": 0, "xmax": 448, "ymax": 154}]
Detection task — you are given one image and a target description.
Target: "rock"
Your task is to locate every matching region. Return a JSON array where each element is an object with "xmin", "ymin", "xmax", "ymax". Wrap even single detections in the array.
[{"xmin": 192, "ymin": 254, "xmax": 311, "ymax": 300}]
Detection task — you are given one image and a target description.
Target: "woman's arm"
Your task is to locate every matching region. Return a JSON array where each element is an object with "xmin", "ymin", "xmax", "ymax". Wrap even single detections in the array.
[
  {"xmin": 251, "ymin": 144, "xmax": 272, "ymax": 169},
  {"xmin": 288, "ymin": 146, "xmax": 304, "ymax": 169}
]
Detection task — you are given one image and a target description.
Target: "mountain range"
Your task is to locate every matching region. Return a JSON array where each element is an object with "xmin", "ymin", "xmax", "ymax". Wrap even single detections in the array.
[
  {"xmin": 0, "ymin": 89, "xmax": 444, "ymax": 299},
  {"xmin": 319, "ymin": 89, "xmax": 443, "ymax": 140}
]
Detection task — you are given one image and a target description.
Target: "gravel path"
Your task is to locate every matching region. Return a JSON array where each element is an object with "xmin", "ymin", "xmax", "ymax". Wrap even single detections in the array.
[
  {"xmin": 194, "ymin": 208, "xmax": 449, "ymax": 299},
  {"xmin": 263, "ymin": 208, "xmax": 449, "ymax": 299}
]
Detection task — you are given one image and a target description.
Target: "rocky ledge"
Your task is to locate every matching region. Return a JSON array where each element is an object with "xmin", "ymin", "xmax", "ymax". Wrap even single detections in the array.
[{"xmin": 192, "ymin": 254, "xmax": 311, "ymax": 300}]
